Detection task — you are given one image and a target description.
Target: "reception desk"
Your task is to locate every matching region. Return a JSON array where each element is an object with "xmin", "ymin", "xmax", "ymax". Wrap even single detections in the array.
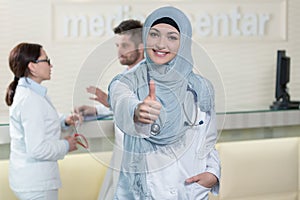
[
  {"xmin": 1, "ymin": 109, "xmax": 300, "ymax": 158},
  {"xmin": 1, "ymin": 110, "xmax": 300, "ymax": 199}
]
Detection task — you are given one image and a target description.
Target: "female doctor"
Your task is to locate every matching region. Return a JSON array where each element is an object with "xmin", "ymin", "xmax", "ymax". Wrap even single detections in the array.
[
  {"xmin": 5, "ymin": 43, "xmax": 78, "ymax": 200},
  {"xmin": 109, "ymin": 6, "xmax": 220, "ymax": 200}
]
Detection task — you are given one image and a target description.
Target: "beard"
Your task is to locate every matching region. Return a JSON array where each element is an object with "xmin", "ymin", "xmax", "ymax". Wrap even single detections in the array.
[{"xmin": 119, "ymin": 49, "xmax": 141, "ymax": 66}]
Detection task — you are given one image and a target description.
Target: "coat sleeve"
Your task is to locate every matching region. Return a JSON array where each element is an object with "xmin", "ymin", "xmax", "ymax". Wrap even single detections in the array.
[
  {"xmin": 95, "ymin": 104, "xmax": 113, "ymax": 116},
  {"xmin": 21, "ymin": 95, "xmax": 68, "ymax": 161},
  {"xmin": 109, "ymin": 80, "xmax": 151, "ymax": 138}
]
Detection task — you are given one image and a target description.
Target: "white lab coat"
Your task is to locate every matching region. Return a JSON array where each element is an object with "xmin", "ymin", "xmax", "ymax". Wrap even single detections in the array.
[
  {"xmin": 9, "ymin": 78, "xmax": 69, "ymax": 193},
  {"xmin": 143, "ymin": 110, "xmax": 220, "ymax": 200},
  {"xmin": 109, "ymin": 80, "xmax": 220, "ymax": 200},
  {"xmin": 97, "ymin": 105, "xmax": 123, "ymax": 200}
]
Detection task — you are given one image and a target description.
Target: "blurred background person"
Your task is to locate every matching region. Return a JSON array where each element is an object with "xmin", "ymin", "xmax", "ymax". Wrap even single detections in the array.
[
  {"xmin": 74, "ymin": 19, "xmax": 144, "ymax": 200},
  {"xmin": 5, "ymin": 42, "xmax": 79, "ymax": 200},
  {"xmin": 75, "ymin": 19, "xmax": 144, "ymax": 116}
]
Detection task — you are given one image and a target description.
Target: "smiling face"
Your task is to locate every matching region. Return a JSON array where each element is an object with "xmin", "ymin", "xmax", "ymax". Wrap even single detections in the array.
[{"xmin": 146, "ymin": 23, "xmax": 180, "ymax": 65}]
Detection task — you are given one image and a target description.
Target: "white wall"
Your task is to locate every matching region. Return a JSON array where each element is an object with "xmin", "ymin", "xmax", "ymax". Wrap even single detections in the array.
[{"xmin": 0, "ymin": 0, "xmax": 299, "ymax": 123}]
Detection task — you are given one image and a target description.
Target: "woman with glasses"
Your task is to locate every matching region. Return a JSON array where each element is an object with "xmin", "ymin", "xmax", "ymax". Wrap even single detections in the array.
[
  {"xmin": 109, "ymin": 6, "xmax": 220, "ymax": 199},
  {"xmin": 5, "ymin": 42, "xmax": 79, "ymax": 200}
]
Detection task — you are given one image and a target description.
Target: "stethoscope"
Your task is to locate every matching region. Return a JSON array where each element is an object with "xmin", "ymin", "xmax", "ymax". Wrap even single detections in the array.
[{"xmin": 146, "ymin": 70, "xmax": 202, "ymax": 136}]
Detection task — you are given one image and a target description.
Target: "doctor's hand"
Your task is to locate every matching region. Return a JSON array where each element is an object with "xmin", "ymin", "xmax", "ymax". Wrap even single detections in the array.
[
  {"xmin": 86, "ymin": 86, "xmax": 109, "ymax": 107},
  {"xmin": 64, "ymin": 135, "xmax": 78, "ymax": 152},
  {"xmin": 65, "ymin": 113, "xmax": 82, "ymax": 126},
  {"xmin": 185, "ymin": 172, "xmax": 218, "ymax": 188},
  {"xmin": 134, "ymin": 80, "xmax": 162, "ymax": 124}
]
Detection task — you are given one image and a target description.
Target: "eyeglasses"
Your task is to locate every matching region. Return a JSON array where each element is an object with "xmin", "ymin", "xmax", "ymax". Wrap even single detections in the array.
[{"xmin": 34, "ymin": 58, "xmax": 51, "ymax": 65}]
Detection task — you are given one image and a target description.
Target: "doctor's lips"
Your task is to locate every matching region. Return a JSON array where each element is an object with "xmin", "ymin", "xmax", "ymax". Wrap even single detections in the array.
[{"xmin": 153, "ymin": 49, "xmax": 169, "ymax": 57}]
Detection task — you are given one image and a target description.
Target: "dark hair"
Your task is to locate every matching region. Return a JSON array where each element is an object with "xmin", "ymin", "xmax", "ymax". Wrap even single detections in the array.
[
  {"xmin": 5, "ymin": 42, "xmax": 42, "ymax": 106},
  {"xmin": 151, "ymin": 17, "xmax": 180, "ymax": 33},
  {"xmin": 113, "ymin": 19, "xmax": 143, "ymax": 47}
]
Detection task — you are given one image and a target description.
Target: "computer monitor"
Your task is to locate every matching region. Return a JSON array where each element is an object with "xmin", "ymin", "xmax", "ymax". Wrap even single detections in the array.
[
  {"xmin": 270, "ymin": 50, "xmax": 300, "ymax": 110},
  {"xmin": 275, "ymin": 50, "xmax": 290, "ymax": 101}
]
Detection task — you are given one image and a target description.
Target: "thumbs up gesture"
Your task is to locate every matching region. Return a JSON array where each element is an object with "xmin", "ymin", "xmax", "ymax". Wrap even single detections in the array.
[{"xmin": 134, "ymin": 80, "xmax": 162, "ymax": 124}]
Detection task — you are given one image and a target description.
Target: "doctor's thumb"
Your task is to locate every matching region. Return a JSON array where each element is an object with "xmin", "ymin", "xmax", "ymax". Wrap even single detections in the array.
[{"xmin": 149, "ymin": 80, "xmax": 156, "ymax": 100}]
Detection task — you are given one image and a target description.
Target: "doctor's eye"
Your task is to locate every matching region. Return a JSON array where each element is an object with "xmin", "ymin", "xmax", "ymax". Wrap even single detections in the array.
[{"xmin": 149, "ymin": 31, "xmax": 159, "ymax": 38}]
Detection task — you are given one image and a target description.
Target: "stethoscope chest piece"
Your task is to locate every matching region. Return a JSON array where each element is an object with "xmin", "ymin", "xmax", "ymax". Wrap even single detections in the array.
[{"xmin": 151, "ymin": 123, "xmax": 160, "ymax": 135}]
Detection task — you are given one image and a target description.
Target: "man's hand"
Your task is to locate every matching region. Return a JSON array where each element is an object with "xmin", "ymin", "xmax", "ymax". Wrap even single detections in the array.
[
  {"xmin": 134, "ymin": 80, "xmax": 162, "ymax": 124},
  {"xmin": 86, "ymin": 86, "xmax": 109, "ymax": 107},
  {"xmin": 74, "ymin": 105, "xmax": 97, "ymax": 116},
  {"xmin": 185, "ymin": 172, "xmax": 218, "ymax": 188}
]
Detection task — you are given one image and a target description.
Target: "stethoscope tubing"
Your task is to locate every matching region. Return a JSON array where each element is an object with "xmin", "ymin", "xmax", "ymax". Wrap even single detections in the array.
[{"xmin": 146, "ymin": 69, "xmax": 200, "ymax": 135}]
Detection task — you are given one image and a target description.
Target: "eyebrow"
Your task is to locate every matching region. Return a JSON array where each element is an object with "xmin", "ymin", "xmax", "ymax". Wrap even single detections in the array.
[{"xmin": 150, "ymin": 27, "xmax": 179, "ymax": 36}]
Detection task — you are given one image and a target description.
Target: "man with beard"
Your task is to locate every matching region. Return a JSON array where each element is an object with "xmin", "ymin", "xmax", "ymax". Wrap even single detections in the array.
[
  {"xmin": 74, "ymin": 19, "xmax": 144, "ymax": 200},
  {"xmin": 75, "ymin": 19, "xmax": 144, "ymax": 114}
]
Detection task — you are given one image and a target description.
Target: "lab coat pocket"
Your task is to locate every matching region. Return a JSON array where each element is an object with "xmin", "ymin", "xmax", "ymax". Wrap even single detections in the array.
[{"xmin": 192, "ymin": 182, "xmax": 210, "ymax": 200}]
